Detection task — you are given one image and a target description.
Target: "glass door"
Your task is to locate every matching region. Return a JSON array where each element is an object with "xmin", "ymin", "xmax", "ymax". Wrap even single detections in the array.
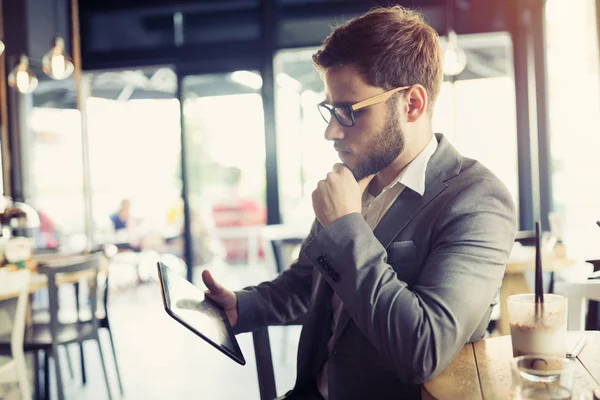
[
  {"xmin": 180, "ymin": 71, "xmax": 267, "ymax": 278},
  {"xmin": 86, "ymin": 67, "xmax": 185, "ymax": 278},
  {"xmin": 29, "ymin": 77, "xmax": 86, "ymax": 252},
  {"xmin": 433, "ymin": 32, "xmax": 519, "ymax": 212}
]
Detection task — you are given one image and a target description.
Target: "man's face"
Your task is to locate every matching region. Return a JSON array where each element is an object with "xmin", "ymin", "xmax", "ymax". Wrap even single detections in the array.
[{"xmin": 323, "ymin": 66, "xmax": 405, "ymax": 181}]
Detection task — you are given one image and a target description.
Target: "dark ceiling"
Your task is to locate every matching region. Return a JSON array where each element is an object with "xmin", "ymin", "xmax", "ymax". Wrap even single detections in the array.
[{"xmin": 77, "ymin": 0, "xmax": 511, "ymax": 69}]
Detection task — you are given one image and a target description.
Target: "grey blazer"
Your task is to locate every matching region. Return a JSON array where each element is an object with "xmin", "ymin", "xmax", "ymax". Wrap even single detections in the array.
[{"xmin": 234, "ymin": 133, "xmax": 517, "ymax": 400}]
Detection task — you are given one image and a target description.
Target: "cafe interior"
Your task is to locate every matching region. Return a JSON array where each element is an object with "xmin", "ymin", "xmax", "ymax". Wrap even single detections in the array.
[{"xmin": 0, "ymin": 0, "xmax": 599, "ymax": 399}]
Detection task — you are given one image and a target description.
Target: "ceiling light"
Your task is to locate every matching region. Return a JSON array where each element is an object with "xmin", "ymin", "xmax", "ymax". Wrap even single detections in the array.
[
  {"xmin": 8, "ymin": 55, "xmax": 39, "ymax": 94},
  {"xmin": 42, "ymin": 37, "xmax": 75, "ymax": 80},
  {"xmin": 443, "ymin": 30, "xmax": 467, "ymax": 77}
]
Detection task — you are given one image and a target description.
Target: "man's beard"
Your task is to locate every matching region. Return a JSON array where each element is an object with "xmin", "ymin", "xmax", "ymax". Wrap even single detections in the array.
[{"xmin": 348, "ymin": 104, "xmax": 404, "ymax": 181}]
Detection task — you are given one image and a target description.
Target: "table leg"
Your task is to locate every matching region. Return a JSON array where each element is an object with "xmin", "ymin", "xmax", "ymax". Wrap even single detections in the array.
[
  {"xmin": 44, "ymin": 351, "xmax": 49, "ymax": 400},
  {"xmin": 498, "ymin": 273, "xmax": 530, "ymax": 335},
  {"xmin": 27, "ymin": 293, "xmax": 35, "ymax": 326},
  {"xmin": 33, "ymin": 351, "xmax": 41, "ymax": 400},
  {"xmin": 586, "ymin": 259, "xmax": 600, "ymax": 329}
]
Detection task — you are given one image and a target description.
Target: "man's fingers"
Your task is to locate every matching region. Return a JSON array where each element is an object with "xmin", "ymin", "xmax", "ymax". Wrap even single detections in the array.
[
  {"xmin": 358, "ymin": 174, "xmax": 376, "ymax": 193},
  {"xmin": 202, "ymin": 270, "xmax": 223, "ymax": 294},
  {"xmin": 332, "ymin": 163, "xmax": 346, "ymax": 173}
]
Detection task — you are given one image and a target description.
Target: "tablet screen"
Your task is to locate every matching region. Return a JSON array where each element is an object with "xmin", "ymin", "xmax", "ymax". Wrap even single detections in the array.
[{"xmin": 157, "ymin": 262, "xmax": 245, "ymax": 365}]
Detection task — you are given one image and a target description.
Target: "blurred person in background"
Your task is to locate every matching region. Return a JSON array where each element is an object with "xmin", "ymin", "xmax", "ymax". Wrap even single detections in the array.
[
  {"xmin": 212, "ymin": 166, "xmax": 266, "ymax": 263},
  {"xmin": 110, "ymin": 199, "xmax": 133, "ymax": 231},
  {"xmin": 32, "ymin": 209, "xmax": 61, "ymax": 251},
  {"xmin": 109, "ymin": 199, "xmax": 141, "ymax": 251}
]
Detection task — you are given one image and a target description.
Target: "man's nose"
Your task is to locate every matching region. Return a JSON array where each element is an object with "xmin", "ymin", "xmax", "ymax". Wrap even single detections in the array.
[{"xmin": 324, "ymin": 118, "xmax": 345, "ymax": 141}]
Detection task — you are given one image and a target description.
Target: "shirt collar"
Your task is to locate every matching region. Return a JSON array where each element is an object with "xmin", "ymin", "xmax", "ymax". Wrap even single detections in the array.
[{"xmin": 380, "ymin": 134, "xmax": 438, "ymax": 197}]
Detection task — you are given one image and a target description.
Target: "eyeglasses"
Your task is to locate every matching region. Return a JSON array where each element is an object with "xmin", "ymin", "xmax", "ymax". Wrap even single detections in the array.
[{"xmin": 317, "ymin": 86, "xmax": 410, "ymax": 128}]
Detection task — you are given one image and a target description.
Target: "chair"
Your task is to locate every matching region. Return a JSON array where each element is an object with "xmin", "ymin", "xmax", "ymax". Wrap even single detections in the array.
[
  {"xmin": 71, "ymin": 245, "xmax": 124, "ymax": 395},
  {"xmin": 554, "ymin": 280, "xmax": 600, "ymax": 331},
  {"xmin": 96, "ymin": 252, "xmax": 125, "ymax": 395},
  {"xmin": 585, "ymin": 259, "xmax": 600, "ymax": 330},
  {"xmin": 2, "ymin": 254, "xmax": 114, "ymax": 400},
  {"xmin": 27, "ymin": 248, "xmax": 109, "ymax": 391},
  {"xmin": 260, "ymin": 226, "xmax": 305, "ymax": 365},
  {"xmin": 261, "ymin": 225, "xmax": 305, "ymax": 275},
  {"xmin": 253, "ymin": 328, "xmax": 278, "ymax": 400},
  {"xmin": 253, "ymin": 228, "xmax": 305, "ymax": 400},
  {"xmin": 0, "ymin": 269, "xmax": 31, "ymax": 400}
]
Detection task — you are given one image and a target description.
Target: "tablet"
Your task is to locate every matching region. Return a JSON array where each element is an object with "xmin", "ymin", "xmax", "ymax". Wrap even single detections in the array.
[{"xmin": 157, "ymin": 262, "xmax": 246, "ymax": 366}]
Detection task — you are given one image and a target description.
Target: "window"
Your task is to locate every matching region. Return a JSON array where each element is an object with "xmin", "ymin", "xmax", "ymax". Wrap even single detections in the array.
[
  {"xmin": 181, "ymin": 72, "xmax": 267, "ymax": 265},
  {"xmin": 275, "ymin": 48, "xmax": 335, "ymax": 231},
  {"xmin": 85, "ymin": 68, "xmax": 183, "ymax": 253},
  {"xmin": 545, "ymin": 0, "xmax": 600, "ymax": 255},
  {"xmin": 29, "ymin": 77, "xmax": 86, "ymax": 251},
  {"xmin": 433, "ymin": 33, "xmax": 519, "ymax": 212}
]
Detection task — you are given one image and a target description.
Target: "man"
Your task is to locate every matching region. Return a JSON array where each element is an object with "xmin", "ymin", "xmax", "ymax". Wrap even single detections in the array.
[{"xmin": 203, "ymin": 6, "xmax": 517, "ymax": 399}]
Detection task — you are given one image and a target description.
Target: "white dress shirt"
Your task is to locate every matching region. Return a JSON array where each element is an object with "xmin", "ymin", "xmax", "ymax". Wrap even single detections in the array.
[{"xmin": 317, "ymin": 135, "xmax": 438, "ymax": 399}]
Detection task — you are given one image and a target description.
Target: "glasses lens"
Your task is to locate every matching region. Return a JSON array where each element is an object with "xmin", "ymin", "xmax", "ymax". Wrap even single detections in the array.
[
  {"xmin": 335, "ymin": 107, "xmax": 354, "ymax": 127},
  {"xmin": 317, "ymin": 104, "xmax": 332, "ymax": 124}
]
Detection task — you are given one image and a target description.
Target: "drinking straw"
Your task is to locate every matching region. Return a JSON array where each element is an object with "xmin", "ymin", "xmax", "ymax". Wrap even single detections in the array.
[{"xmin": 534, "ymin": 221, "xmax": 544, "ymax": 323}]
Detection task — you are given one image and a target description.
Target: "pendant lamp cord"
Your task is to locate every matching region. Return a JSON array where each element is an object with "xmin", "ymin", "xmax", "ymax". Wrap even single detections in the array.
[
  {"xmin": 53, "ymin": 0, "xmax": 59, "ymax": 37},
  {"xmin": 446, "ymin": 0, "xmax": 455, "ymax": 34}
]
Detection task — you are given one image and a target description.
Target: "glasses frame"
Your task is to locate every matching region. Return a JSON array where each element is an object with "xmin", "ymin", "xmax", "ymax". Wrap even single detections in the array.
[{"xmin": 318, "ymin": 85, "xmax": 411, "ymax": 127}]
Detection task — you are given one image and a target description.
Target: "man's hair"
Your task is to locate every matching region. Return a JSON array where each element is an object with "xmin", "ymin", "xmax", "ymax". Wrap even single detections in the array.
[{"xmin": 312, "ymin": 6, "xmax": 443, "ymax": 114}]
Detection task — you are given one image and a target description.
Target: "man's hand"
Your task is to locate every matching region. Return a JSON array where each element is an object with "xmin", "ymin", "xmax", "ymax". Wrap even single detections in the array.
[
  {"xmin": 202, "ymin": 270, "xmax": 238, "ymax": 328},
  {"xmin": 312, "ymin": 163, "xmax": 375, "ymax": 227}
]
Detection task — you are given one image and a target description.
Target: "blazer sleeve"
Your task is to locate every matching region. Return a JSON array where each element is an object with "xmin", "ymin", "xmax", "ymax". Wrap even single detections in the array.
[
  {"xmin": 301, "ymin": 178, "xmax": 517, "ymax": 384},
  {"xmin": 233, "ymin": 220, "xmax": 322, "ymax": 334}
]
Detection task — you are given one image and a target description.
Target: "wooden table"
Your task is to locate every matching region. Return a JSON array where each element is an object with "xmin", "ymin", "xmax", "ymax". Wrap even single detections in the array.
[
  {"xmin": 0, "ymin": 253, "xmax": 109, "ymax": 301},
  {"xmin": 423, "ymin": 331, "xmax": 600, "ymax": 399},
  {"xmin": 498, "ymin": 245, "xmax": 575, "ymax": 335}
]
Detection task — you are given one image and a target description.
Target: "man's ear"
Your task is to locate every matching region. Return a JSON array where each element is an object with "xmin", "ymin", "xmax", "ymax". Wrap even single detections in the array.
[{"xmin": 404, "ymin": 84, "xmax": 428, "ymax": 122}]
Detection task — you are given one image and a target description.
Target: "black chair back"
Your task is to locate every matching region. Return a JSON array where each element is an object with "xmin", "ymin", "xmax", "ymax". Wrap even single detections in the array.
[
  {"xmin": 270, "ymin": 238, "xmax": 304, "ymax": 275},
  {"xmin": 38, "ymin": 253, "xmax": 103, "ymax": 340}
]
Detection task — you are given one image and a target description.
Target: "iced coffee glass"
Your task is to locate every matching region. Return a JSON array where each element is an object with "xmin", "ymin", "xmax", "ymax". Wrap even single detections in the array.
[
  {"xmin": 508, "ymin": 293, "xmax": 568, "ymax": 357},
  {"xmin": 511, "ymin": 355, "xmax": 575, "ymax": 400}
]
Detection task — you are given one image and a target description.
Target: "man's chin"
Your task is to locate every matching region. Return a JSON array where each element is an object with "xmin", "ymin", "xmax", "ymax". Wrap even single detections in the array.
[
  {"xmin": 347, "ymin": 165, "xmax": 368, "ymax": 181},
  {"xmin": 340, "ymin": 157, "xmax": 375, "ymax": 181},
  {"xmin": 338, "ymin": 161, "xmax": 357, "ymax": 176},
  {"xmin": 350, "ymin": 163, "xmax": 385, "ymax": 182}
]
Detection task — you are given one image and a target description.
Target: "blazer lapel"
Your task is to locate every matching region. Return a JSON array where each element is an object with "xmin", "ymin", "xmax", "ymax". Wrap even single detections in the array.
[
  {"xmin": 373, "ymin": 181, "xmax": 446, "ymax": 247},
  {"xmin": 330, "ymin": 133, "xmax": 463, "ymax": 345},
  {"xmin": 330, "ymin": 188, "xmax": 444, "ymax": 346},
  {"xmin": 373, "ymin": 133, "xmax": 463, "ymax": 248},
  {"xmin": 330, "ymin": 307, "xmax": 352, "ymax": 345}
]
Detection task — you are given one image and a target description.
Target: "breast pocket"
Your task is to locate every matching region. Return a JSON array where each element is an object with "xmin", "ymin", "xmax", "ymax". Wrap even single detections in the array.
[{"xmin": 387, "ymin": 241, "xmax": 420, "ymax": 283}]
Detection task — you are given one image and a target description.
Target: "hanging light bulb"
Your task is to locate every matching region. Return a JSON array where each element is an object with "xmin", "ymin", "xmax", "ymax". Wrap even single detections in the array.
[
  {"xmin": 0, "ymin": 40, "xmax": 5, "ymax": 56},
  {"xmin": 443, "ymin": 30, "xmax": 467, "ymax": 77},
  {"xmin": 42, "ymin": 37, "xmax": 74, "ymax": 80},
  {"xmin": 8, "ymin": 55, "xmax": 39, "ymax": 94}
]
